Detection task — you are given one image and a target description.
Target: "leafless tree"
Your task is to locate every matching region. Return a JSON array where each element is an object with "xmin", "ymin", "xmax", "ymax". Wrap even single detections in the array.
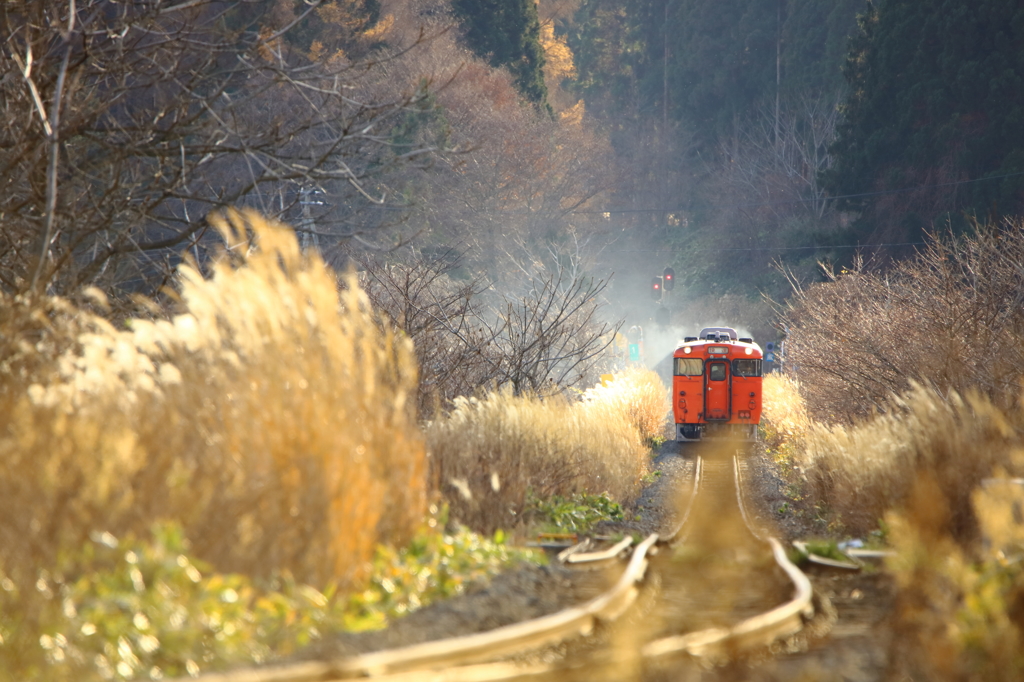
[
  {"xmin": 360, "ymin": 243, "xmax": 620, "ymax": 406},
  {"xmin": 0, "ymin": 0, "xmax": 445, "ymax": 300},
  {"xmin": 716, "ymin": 92, "xmax": 841, "ymax": 223},
  {"xmin": 358, "ymin": 247, "xmax": 498, "ymax": 414},
  {"xmin": 778, "ymin": 218, "xmax": 1024, "ymax": 422},
  {"xmin": 484, "ymin": 265, "xmax": 618, "ymax": 395}
]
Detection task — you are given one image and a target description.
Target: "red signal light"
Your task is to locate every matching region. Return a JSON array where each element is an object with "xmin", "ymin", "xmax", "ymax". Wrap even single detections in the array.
[
  {"xmin": 651, "ymin": 276, "xmax": 663, "ymax": 300},
  {"xmin": 663, "ymin": 267, "xmax": 675, "ymax": 291}
]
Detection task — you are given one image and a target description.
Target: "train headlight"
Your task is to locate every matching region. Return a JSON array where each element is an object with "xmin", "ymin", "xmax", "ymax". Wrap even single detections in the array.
[
  {"xmin": 745, "ymin": 347, "xmax": 753, "ymax": 355},
  {"xmin": 683, "ymin": 347, "xmax": 692, "ymax": 354}
]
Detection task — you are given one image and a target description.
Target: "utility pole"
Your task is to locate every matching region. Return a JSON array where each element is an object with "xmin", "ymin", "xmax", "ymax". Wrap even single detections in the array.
[
  {"xmin": 298, "ymin": 186, "xmax": 322, "ymax": 254},
  {"xmin": 663, "ymin": 0, "xmax": 669, "ymax": 137},
  {"xmin": 774, "ymin": 0, "xmax": 781, "ymax": 152}
]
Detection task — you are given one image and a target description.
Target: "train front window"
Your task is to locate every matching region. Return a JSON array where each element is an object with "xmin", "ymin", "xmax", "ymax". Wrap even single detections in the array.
[
  {"xmin": 674, "ymin": 358, "xmax": 703, "ymax": 376},
  {"xmin": 709, "ymin": 363, "xmax": 726, "ymax": 381},
  {"xmin": 732, "ymin": 359, "xmax": 762, "ymax": 377}
]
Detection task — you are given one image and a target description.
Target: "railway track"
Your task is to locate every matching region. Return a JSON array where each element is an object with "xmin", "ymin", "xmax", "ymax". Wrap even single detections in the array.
[{"xmin": 176, "ymin": 441, "xmax": 814, "ymax": 682}]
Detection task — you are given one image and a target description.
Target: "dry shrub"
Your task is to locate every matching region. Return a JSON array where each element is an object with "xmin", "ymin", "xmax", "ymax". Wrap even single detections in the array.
[
  {"xmin": 780, "ymin": 218, "xmax": 1024, "ymax": 423},
  {"xmin": 765, "ymin": 374, "xmax": 1024, "ymax": 678},
  {"xmin": 796, "ymin": 383, "xmax": 1022, "ymax": 542},
  {"xmin": 426, "ymin": 381, "xmax": 654, "ymax": 534},
  {"xmin": 358, "ymin": 251, "xmax": 496, "ymax": 416},
  {"xmin": 0, "ymin": 210, "xmax": 425, "ymax": 590}
]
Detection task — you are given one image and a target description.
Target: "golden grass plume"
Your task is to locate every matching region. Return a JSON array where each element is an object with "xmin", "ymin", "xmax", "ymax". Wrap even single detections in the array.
[
  {"xmin": 760, "ymin": 373, "xmax": 811, "ymax": 457},
  {"xmin": 796, "ymin": 382, "xmax": 1021, "ymax": 542},
  {"xmin": 0, "ymin": 209, "xmax": 425, "ymax": 590},
  {"xmin": 426, "ymin": 372, "xmax": 661, "ymax": 534},
  {"xmin": 582, "ymin": 367, "xmax": 669, "ymax": 444}
]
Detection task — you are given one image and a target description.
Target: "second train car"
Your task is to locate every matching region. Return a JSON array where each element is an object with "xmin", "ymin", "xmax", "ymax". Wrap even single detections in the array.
[{"xmin": 673, "ymin": 327, "xmax": 763, "ymax": 441}]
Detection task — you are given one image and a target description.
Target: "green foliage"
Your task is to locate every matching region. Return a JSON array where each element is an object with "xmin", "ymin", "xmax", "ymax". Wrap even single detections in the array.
[
  {"xmin": 569, "ymin": 0, "xmax": 654, "ymax": 120},
  {"xmin": 347, "ymin": 506, "xmax": 541, "ymax": 628},
  {"xmin": 390, "ymin": 84, "xmax": 451, "ymax": 152},
  {"xmin": 826, "ymin": 0, "xmax": 1024, "ymax": 239},
  {"xmin": 528, "ymin": 492, "xmax": 625, "ymax": 534},
  {"xmin": 0, "ymin": 523, "xmax": 337, "ymax": 681},
  {"xmin": 641, "ymin": 469, "xmax": 663, "ymax": 485},
  {"xmin": 802, "ymin": 539, "xmax": 853, "ymax": 563},
  {"xmin": 571, "ymin": 0, "xmax": 860, "ymax": 150},
  {"xmin": 452, "ymin": 0, "xmax": 550, "ymax": 107},
  {"xmin": 0, "ymin": 513, "xmax": 539, "ymax": 681},
  {"xmin": 780, "ymin": 0, "xmax": 863, "ymax": 96}
]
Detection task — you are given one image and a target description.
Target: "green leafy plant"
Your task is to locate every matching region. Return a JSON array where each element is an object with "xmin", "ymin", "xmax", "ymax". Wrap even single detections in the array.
[
  {"xmin": 802, "ymin": 539, "xmax": 853, "ymax": 563},
  {"xmin": 528, "ymin": 492, "xmax": 624, "ymax": 534},
  {"xmin": 0, "ymin": 522, "xmax": 339, "ymax": 681},
  {"xmin": 0, "ymin": 510, "xmax": 540, "ymax": 681},
  {"xmin": 345, "ymin": 505, "xmax": 541, "ymax": 630},
  {"xmin": 641, "ymin": 470, "xmax": 663, "ymax": 485}
]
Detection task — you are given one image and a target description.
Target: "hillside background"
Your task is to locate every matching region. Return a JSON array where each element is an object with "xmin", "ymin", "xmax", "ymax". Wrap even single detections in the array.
[{"xmin": 5, "ymin": 0, "xmax": 1022, "ymax": 347}]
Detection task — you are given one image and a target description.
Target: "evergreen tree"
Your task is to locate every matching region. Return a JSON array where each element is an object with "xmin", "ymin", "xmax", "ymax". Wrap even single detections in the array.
[
  {"xmin": 781, "ymin": 0, "xmax": 862, "ymax": 97},
  {"xmin": 570, "ymin": 0, "xmax": 655, "ymax": 122},
  {"xmin": 571, "ymin": 0, "xmax": 861, "ymax": 154},
  {"xmin": 825, "ymin": 0, "xmax": 1024, "ymax": 237},
  {"xmin": 451, "ymin": 0, "xmax": 550, "ymax": 108}
]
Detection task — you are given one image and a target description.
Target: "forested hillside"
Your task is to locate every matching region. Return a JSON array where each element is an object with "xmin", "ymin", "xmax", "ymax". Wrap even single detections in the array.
[
  {"xmin": 568, "ymin": 0, "xmax": 1024, "ymax": 311},
  {"xmin": 4, "ymin": 0, "xmax": 1022, "ymax": 338},
  {"xmin": 826, "ymin": 1, "xmax": 1024, "ymax": 243}
]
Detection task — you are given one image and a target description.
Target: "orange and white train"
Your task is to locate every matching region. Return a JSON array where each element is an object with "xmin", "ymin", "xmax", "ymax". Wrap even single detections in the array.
[{"xmin": 672, "ymin": 327, "xmax": 763, "ymax": 441}]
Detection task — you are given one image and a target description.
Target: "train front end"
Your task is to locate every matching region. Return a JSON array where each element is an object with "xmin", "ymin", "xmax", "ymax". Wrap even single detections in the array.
[{"xmin": 672, "ymin": 327, "xmax": 763, "ymax": 441}]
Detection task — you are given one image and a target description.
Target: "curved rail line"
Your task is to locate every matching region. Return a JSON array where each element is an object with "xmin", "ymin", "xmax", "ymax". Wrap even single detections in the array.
[{"xmin": 175, "ymin": 450, "xmax": 813, "ymax": 682}]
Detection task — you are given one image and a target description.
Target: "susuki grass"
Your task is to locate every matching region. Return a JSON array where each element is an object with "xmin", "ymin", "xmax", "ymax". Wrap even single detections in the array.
[
  {"xmin": 583, "ymin": 367, "xmax": 669, "ymax": 445},
  {"xmin": 0, "ymin": 210, "xmax": 426, "ymax": 592},
  {"xmin": 0, "ymin": 210, "xmax": 667, "ymax": 679},
  {"xmin": 794, "ymin": 383, "xmax": 1020, "ymax": 542},
  {"xmin": 763, "ymin": 372, "xmax": 1024, "ymax": 679},
  {"xmin": 760, "ymin": 373, "xmax": 811, "ymax": 468},
  {"xmin": 426, "ymin": 369, "xmax": 665, "ymax": 534},
  {"xmin": 884, "ymin": 451, "xmax": 1024, "ymax": 681}
]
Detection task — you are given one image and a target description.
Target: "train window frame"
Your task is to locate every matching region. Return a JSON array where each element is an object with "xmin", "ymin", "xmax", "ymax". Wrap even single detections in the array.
[
  {"xmin": 674, "ymin": 358, "xmax": 704, "ymax": 376},
  {"xmin": 731, "ymin": 359, "xmax": 762, "ymax": 377},
  {"xmin": 708, "ymin": 362, "xmax": 727, "ymax": 381}
]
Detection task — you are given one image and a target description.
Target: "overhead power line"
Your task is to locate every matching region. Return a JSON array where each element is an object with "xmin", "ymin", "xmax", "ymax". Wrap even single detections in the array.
[
  {"xmin": 614, "ymin": 241, "xmax": 927, "ymax": 253},
  {"xmin": 574, "ymin": 168, "xmax": 1024, "ymax": 215}
]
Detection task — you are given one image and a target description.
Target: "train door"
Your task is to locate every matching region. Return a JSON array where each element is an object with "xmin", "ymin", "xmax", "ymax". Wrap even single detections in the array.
[{"xmin": 704, "ymin": 360, "xmax": 731, "ymax": 420}]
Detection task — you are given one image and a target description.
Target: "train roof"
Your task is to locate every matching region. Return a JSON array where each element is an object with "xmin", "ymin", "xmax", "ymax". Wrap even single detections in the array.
[
  {"xmin": 674, "ymin": 327, "xmax": 761, "ymax": 352},
  {"xmin": 699, "ymin": 327, "xmax": 737, "ymax": 340}
]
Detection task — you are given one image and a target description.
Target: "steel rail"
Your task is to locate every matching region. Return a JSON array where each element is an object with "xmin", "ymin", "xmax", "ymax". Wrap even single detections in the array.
[
  {"xmin": 177, "ymin": 449, "xmax": 814, "ymax": 681},
  {"xmin": 658, "ymin": 451, "xmax": 702, "ymax": 545},
  {"xmin": 559, "ymin": 451, "xmax": 700, "ymax": 569},
  {"xmin": 641, "ymin": 537, "xmax": 813, "ymax": 660},
  {"xmin": 564, "ymin": 535, "xmax": 634, "ymax": 565},
  {"xmin": 637, "ymin": 453, "xmax": 815, "ymax": 660}
]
